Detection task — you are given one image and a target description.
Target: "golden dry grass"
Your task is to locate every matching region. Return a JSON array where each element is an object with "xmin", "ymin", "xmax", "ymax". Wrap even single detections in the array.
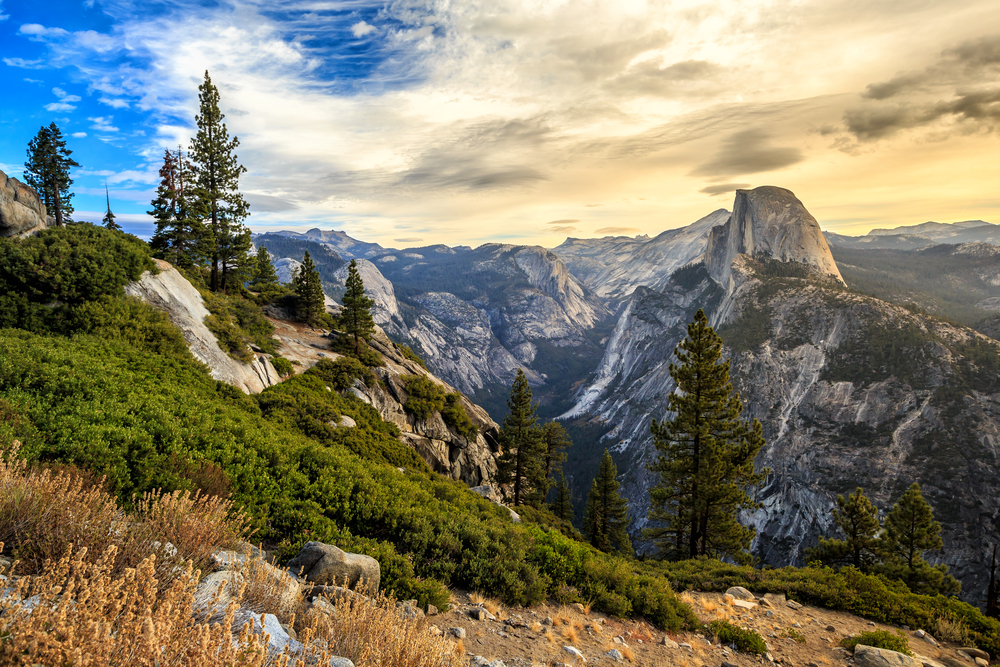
[
  {"xmin": 562, "ymin": 625, "xmax": 578, "ymax": 643},
  {"xmin": 469, "ymin": 591, "xmax": 485, "ymax": 604},
  {"xmin": 588, "ymin": 621, "xmax": 603, "ymax": 634},
  {"xmin": 582, "ymin": 599, "xmax": 594, "ymax": 614},
  {"xmin": 531, "ymin": 621, "xmax": 543, "ymax": 633},
  {"xmin": 680, "ymin": 591, "xmax": 695, "ymax": 605},
  {"xmin": 621, "ymin": 646, "xmax": 635, "ymax": 661},
  {"xmin": 544, "ymin": 629, "xmax": 555, "ymax": 643},
  {"xmin": 701, "ymin": 600, "xmax": 718, "ymax": 613}
]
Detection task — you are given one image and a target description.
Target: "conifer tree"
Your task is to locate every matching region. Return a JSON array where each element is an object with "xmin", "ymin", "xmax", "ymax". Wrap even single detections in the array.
[
  {"xmin": 583, "ymin": 450, "xmax": 632, "ymax": 554},
  {"xmin": 24, "ymin": 122, "xmax": 79, "ymax": 226},
  {"xmin": 646, "ymin": 308, "xmax": 768, "ymax": 562},
  {"xmin": 249, "ymin": 246, "xmax": 279, "ymax": 290},
  {"xmin": 526, "ymin": 421, "xmax": 574, "ymax": 506},
  {"xmin": 877, "ymin": 482, "xmax": 959, "ymax": 595},
  {"xmin": 550, "ymin": 472, "xmax": 574, "ymax": 523},
  {"xmin": 149, "ymin": 148, "xmax": 209, "ymax": 267},
  {"xmin": 806, "ymin": 487, "xmax": 882, "ymax": 570},
  {"xmin": 495, "ymin": 369, "xmax": 544, "ymax": 507},
  {"xmin": 102, "ymin": 184, "xmax": 121, "ymax": 231},
  {"xmin": 341, "ymin": 259, "xmax": 375, "ymax": 354},
  {"xmin": 294, "ymin": 250, "xmax": 325, "ymax": 326},
  {"xmin": 189, "ymin": 71, "xmax": 250, "ymax": 292}
]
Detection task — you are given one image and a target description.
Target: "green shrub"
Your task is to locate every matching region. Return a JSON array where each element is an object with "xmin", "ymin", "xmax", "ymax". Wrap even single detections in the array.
[
  {"xmin": 330, "ymin": 334, "xmax": 383, "ymax": 367},
  {"xmin": 440, "ymin": 393, "xmax": 478, "ymax": 440},
  {"xmin": 841, "ymin": 629, "xmax": 912, "ymax": 656},
  {"xmin": 402, "ymin": 375, "xmax": 447, "ymax": 420},
  {"xmin": 200, "ymin": 287, "xmax": 278, "ymax": 361},
  {"xmin": 271, "ymin": 356, "xmax": 294, "ymax": 378},
  {"xmin": 309, "ymin": 357, "xmax": 374, "ymax": 391},
  {"xmin": 781, "ymin": 627, "xmax": 806, "ymax": 643},
  {"xmin": 709, "ymin": 619, "xmax": 768, "ymax": 654}
]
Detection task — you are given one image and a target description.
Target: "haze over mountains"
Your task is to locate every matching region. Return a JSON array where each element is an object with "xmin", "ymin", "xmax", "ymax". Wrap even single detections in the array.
[{"xmin": 255, "ymin": 188, "xmax": 1000, "ymax": 609}]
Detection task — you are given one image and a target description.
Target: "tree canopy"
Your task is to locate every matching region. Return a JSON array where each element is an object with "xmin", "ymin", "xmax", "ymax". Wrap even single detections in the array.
[
  {"xmin": 584, "ymin": 449, "xmax": 631, "ymax": 555},
  {"xmin": 24, "ymin": 122, "xmax": 79, "ymax": 227},
  {"xmin": 294, "ymin": 250, "xmax": 325, "ymax": 327},
  {"xmin": 495, "ymin": 369, "xmax": 543, "ymax": 507},
  {"xmin": 341, "ymin": 259, "xmax": 375, "ymax": 354},
  {"xmin": 646, "ymin": 308, "xmax": 768, "ymax": 563}
]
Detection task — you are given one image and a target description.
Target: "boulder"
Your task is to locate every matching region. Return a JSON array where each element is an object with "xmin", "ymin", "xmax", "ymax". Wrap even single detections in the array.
[
  {"xmin": 605, "ymin": 649, "xmax": 623, "ymax": 662},
  {"xmin": 854, "ymin": 645, "xmax": 922, "ymax": 667},
  {"xmin": 725, "ymin": 586, "xmax": 755, "ymax": 601},
  {"xmin": 960, "ymin": 649, "xmax": 990, "ymax": 662},
  {"xmin": 193, "ymin": 571, "xmax": 243, "ymax": 616},
  {"xmin": 563, "ymin": 646, "xmax": 586, "ymax": 661},
  {"xmin": 660, "ymin": 636, "xmax": 679, "ymax": 649},
  {"xmin": 286, "ymin": 542, "xmax": 380, "ymax": 592}
]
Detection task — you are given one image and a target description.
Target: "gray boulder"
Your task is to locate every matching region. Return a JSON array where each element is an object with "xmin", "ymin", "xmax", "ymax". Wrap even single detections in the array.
[
  {"xmin": 854, "ymin": 645, "xmax": 921, "ymax": 667},
  {"xmin": 286, "ymin": 542, "xmax": 380, "ymax": 592},
  {"xmin": 724, "ymin": 586, "xmax": 755, "ymax": 601}
]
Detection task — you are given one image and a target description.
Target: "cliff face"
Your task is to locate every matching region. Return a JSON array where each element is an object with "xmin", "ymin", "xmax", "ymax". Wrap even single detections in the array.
[
  {"xmin": 125, "ymin": 260, "xmax": 282, "ymax": 393},
  {"xmin": 705, "ymin": 187, "xmax": 844, "ymax": 291},
  {"xmin": 0, "ymin": 169, "xmax": 51, "ymax": 238},
  {"xmin": 562, "ymin": 189, "xmax": 1000, "ymax": 607}
]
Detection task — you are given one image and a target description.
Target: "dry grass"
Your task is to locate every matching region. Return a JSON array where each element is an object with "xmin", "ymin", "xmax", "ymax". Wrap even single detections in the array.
[
  {"xmin": 582, "ymin": 599, "xmax": 594, "ymax": 614},
  {"xmin": 454, "ymin": 639, "xmax": 465, "ymax": 656},
  {"xmin": 725, "ymin": 595, "xmax": 735, "ymax": 607},
  {"xmin": 544, "ymin": 629, "xmax": 556, "ymax": 643},
  {"xmin": 701, "ymin": 600, "xmax": 718, "ymax": 613},
  {"xmin": 531, "ymin": 621, "xmax": 543, "ymax": 633},
  {"xmin": 469, "ymin": 591, "xmax": 485, "ymax": 604},
  {"xmin": 588, "ymin": 621, "xmax": 603, "ymax": 634},
  {"xmin": 933, "ymin": 615, "xmax": 973, "ymax": 644},
  {"xmin": 562, "ymin": 625, "xmax": 578, "ymax": 643},
  {"xmin": 680, "ymin": 591, "xmax": 695, "ymax": 605},
  {"xmin": 0, "ymin": 442, "xmax": 248, "ymax": 588},
  {"xmin": 621, "ymin": 646, "xmax": 635, "ymax": 661},
  {"xmin": 237, "ymin": 555, "xmax": 307, "ymax": 626}
]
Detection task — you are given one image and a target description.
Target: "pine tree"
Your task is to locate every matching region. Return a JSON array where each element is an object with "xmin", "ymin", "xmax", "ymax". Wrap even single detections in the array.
[
  {"xmin": 646, "ymin": 308, "xmax": 768, "ymax": 562},
  {"xmin": 526, "ymin": 421, "xmax": 574, "ymax": 507},
  {"xmin": 249, "ymin": 246, "xmax": 279, "ymax": 290},
  {"xmin": 494, "ymin": 369, "xmax": 544, "ymax": 507},
  {"xmin": 583, "ymin": 450, "xmax": 632, "ymax": 554},
  {"xmin": 24, "ymin": 122, "xmax": 79, "ymax": 226},
  {"xmin": 189, "ymin": 71, "xmax": 250, "ymax": 292},
  {"xmin": 149, "ymin": 148, "xmax": 209, "ymax": 267},
  {"xmin": 550, "ymin": 472, "xmax": 574, "ymax": 523},
  {"xmin": 341, "ymin": 259, "xmax": 375, "ymax": 354},
  {"xmin": 294, "ymin": 250, "xmax": 325, "ymax": 326},
  {"xmin": 102, "ymin": 184, "xmax": 121, "ymax": 231},
  {"xmin": 877, "ymin": 482, "xmax": 959, "ymax": 595},
  {"xmin": 806, "ymin": 487, "xmax": 882, "ymax": 571}
]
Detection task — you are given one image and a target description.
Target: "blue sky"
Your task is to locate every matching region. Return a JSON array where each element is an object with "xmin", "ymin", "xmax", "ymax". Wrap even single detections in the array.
[{"xmin": 2, "ymin": 0, "xmax": 999, "ymax": 246}]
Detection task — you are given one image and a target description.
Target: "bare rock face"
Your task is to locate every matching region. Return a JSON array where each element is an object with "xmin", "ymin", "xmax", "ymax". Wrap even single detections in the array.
[
  {"xmin": 0, "ymin": 169, "xmax": 51, "ymax": 238},
  {"xmin": 124, "ymin": 260, "xmax": 281, "ymax": 394},
  {"xmin": 705, "ymin": 186, "xmax": 845, "ymax": 291}
]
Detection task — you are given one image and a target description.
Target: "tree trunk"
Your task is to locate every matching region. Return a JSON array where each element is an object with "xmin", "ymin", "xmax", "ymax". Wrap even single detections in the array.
[{"xmin": 52, "ymin": 178, "xmax": 64, "ymax": 227}]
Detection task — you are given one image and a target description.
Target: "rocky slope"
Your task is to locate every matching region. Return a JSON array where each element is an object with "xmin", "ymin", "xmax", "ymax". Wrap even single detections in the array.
[
  {"xmin": 125, "ymin": 259, "xmax": 282, "ymax": 393},
  {"xmin": 552, "ymin": 209, "xmax": 730, "ymax": 306},
  {"xmin": 562, "ymin": 187, "xmax": 1000, "ymax": 607},
  {"xmin": 0, "ymin": 169, "xmax": 51, "ymax": 238}
]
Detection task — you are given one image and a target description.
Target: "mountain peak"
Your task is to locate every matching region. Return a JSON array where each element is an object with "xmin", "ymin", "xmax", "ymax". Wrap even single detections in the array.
[{"xmin": 704, "ymin": 186, "xmax": 844, "ymax": 290}]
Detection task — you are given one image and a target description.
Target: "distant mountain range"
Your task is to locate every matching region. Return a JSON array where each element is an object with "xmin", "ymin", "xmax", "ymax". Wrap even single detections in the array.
[
  {"xmin": 825, "ymin": 219, "xmax": 999, "ymax": 250},
  {"xmin": 256, "ymin": 192, "xmax": 1000, "ymax": 609}
]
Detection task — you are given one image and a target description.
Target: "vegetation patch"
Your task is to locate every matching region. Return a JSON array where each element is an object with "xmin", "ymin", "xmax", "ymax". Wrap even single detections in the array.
[
  {"xmin": 441, "ymin": 392, "xmax": 478, "ymax": 440},
  {"xmin": 402, "ymin": 375, "xmax": 447, "ymax": 420},
  {"xmin": 708, "ymin": 619, "xmax": 767, "ymax": 655},
  {"xmin": 840, "ymin": 629, "xmax": 912, "ymax": 656}
]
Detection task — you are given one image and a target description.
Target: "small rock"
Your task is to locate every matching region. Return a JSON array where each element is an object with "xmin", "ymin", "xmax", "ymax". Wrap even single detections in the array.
[
  {"xmin": 975, "ymin": 659, "xmax": 988, "ymax": 667},
  {"xmin": 826, "ymin": 625, "xmax": 836, "ymax": 632},
  {"xmin": 543, "ymin": 616, "xmax": 555, "ymax": 626},
  {"xmin": 793, "ymin": 622, "xmax": 802, "ymax": 628},
  {"xmin": 868, "ymin": 621, "xmax": 877, "ymax": 626},
  {"xmin": 679, "ymin": 642, "xmax": 692, "ymax": 650},
  {"xmin": 326, "ymin": 659, "xmax": 355, "ymax": 667},
  {"xmin": 336, "ymin": 415, "xmax": 357, "ymax": 428},
  {"xmin": 766, "ymin": 610, "xmax": 775, "ymax": 617},
  {"xmin": 469, "ymin": 608, "xmax": 487, "ymax": 621},
  {"xmin": 571, "ymin": 603, "xmax": 587, "ymax": 614},
  {"xmin": 428, "ymin": 625, "xmax": 443, "ymax": 637},
  {"xmin": 733, "ymin": 599, "xmax": 757, "ymax": 610},
  {"xmin": 758, "ymin": 597, "xmax": 771, "ymax": 607},
  {"xmin": 563, "ymin": 646, "xmax": 586, "ymax": 661},
  {"xmin": 786, "ymin": 600, "xmax": 803, "ymax": 610},
  {"xmin": 725, "ymin": 586, "xmax": 755, "ymax": 601},
  {"xmin": 661, "ymin": 636, "xmax": 679, "ymax": 649},
  {"xmin": 470, "ymin": 658, "xmax": 490, "ymax": 667},
  {"xmin": 426, "ymin": 603, "xmax": 439, "ymax": 616},
  {"xmin": 605, "ymin": 649, "xmax": 623, "ymax": 662},
  {"xmin": 613, "ymin": 636, "xmax": 624, "ymax": 645},
  {"xmin": 722, "ymin": 662, "xmax": 738, "ymax": 667},
  {"xmin": 854, "ymin": 645, "xmax": 921, "ymax": 667},
  {"xmin": 450, "ymin": 627, "xmax": 467, "ymax": 639},
  {"xmin": 766, "ymin": 653, "xmax": 775, "ymax": 663}
]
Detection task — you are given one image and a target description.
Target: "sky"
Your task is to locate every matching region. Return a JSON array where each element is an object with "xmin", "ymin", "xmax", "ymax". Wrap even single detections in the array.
[{"xmin": 1, "ymin": 0, "xmax": 998, "ymax": 247}]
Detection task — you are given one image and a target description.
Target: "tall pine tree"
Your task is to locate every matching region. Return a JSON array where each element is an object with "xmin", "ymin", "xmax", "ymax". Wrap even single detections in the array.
[
  {"xmin": 189, "ymin": 71, "xmax": 250, "ymax": 292},
  {"xmin": 102, "ymin": 184, "xmax": 121, "ymax": 231},
  {"xmin": 806, "ymin": 487, "xmax": 882, "ymax": 570},
  {"xmin": 877, "ymin": 482, "xmax": 959, "ymax": 595},
  {"xmin": 249, "ymin": 246, "xmax": 280, "ymax": 291},
  {"xmin": 495, "ymin": 369, "xmax": 544, "ymax": 507},
  {"xmin": 584, "ymin": 450, "xmax": 631, "ymax": 554},
  {"xmin": 149, "ymin": 148, "xmax": 209, "ymax": 267},
  {"xmin": 341, "ymin": 259, "xmax": 375, "ymax": 354},
  {"xmin": 646, "ymin": 308, "xmax": 768, "ymax": 562},
  {"xmin": 527, "ymin": 421, "xmax": 573, "ymax": 507},
  {"xmin": 294, "ymin": 250, "xmax": 325, "ymax": 326},
  {"xmin": 550, "ymin": 472, "xmax": 574, "ymax": 523},
  {"xmin": 24, "ymin": 122, "xmax": 79, "ymax": 226}
]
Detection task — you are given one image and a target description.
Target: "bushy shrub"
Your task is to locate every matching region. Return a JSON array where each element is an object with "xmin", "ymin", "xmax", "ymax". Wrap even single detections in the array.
[
  {"xmin": 396, "ymin": 342, "xmax": 427, "ymax": 368},
  {"xmin": 310, "ymin": 357, "xmax": 374, "ymax": 390},
  {"xmin": 330, "ymin": 333, "xmax": 384, "ymax": 367},
  {"xmin": 402, "ymin": 375, "xmax": 447, "ymax": 419},
  {"xmin": 441, "ymin": 393, "xmax": 478, "ymax": 440},
  {"xmin": 201, "ymin": 288, "xmax": 278, "ymax": 361},
  {"xmin": 841, "ymin": 629, "xmax": 912, "ymax": 655},
  {"xmin": 271, "ymin": 356, "xmax": 294, "ymax": 378},
  {"xmin": 709, "ymin": 619, "xmax": 768, "ymax": 655}
]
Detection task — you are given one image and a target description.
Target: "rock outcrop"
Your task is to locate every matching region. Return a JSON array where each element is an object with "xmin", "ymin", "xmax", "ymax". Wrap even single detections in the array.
[
  {"xmin": 125, "ymin": 259, "xmax": 281, "ymax": 394},
  {"xmin": 0, "ymin": 169, "xmax": 50, "ymax": 238},
  {"xmin": 705, "ymin": 186, "xmax": 844, "ymax": 291},
  {"xmin": 285, "ymin": 542, "xmax": 380, "ymax": 591}
]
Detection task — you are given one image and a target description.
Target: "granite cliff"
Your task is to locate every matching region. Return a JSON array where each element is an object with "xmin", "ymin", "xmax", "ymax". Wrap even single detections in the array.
[{"xmin": 0, "ymin": 169, "xmax": 51, "ymax": 238}]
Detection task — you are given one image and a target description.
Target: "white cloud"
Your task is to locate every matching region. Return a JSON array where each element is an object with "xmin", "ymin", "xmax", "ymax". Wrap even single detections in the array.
[
  {"xmin": 99, "ymin": 96, "xmax": 130, "ymax": 109},
  {"xmin": 72, "ymin": 132, "xmax": 87, "ymax": 138},
  {"xmin": 19, "ymin": 23, "xmax": 69, "ymax": 40},
  {"xmin": 4, "ymin": 57, "xmax": 45, "ymax": 69},
  {"xmin": 351, "ymin": 21, "xmax": 376, "ymax": 38},
  {"xmin": 45, "ymin": 102, "xmax": 77, "ymax": 112},
  {"xmin": 88, "ymin": 116, "xmax": 119, "ymax": 132}
]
